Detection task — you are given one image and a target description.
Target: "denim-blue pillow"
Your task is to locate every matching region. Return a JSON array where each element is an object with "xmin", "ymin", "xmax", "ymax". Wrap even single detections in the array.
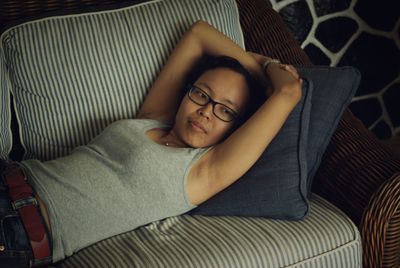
[
  {"xmin": 188, "ymin": 77, "xmax": 313, "ymax": 220},
  {"xmin": 187, "ymin": 66, "xmax": 360, "ymax": 220},
  {"xmin": 302, "ymin": 66, "xmax": 361, "ymax": 195}
]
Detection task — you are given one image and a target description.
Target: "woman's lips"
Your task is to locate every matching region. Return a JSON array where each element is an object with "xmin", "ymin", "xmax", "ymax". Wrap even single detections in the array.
[{"xmin": 190, "ymin": 120, "xmax": 206, "ymax": 133}]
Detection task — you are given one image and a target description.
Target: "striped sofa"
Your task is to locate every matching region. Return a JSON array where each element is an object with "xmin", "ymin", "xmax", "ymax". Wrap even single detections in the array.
[
  {"xmin": 0, "ymin": 0, "xmax": 399, "ymax": 267},
  {"xmin": 53, "ymin": 194, "xmax": 362, "ymax": 268}
]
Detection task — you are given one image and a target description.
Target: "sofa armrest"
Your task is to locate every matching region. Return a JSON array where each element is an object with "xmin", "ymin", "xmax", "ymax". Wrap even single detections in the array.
[
  {"xmin": 361, "ymin": 172, "xmax": 400, "ymax": 268},
  {"xmin": 312, "ymin": 108, "xmax": 400, "ymax": 225},
  {"xmin": 311, "ymin": 108, "xmax": 400, "ymax": 267}
]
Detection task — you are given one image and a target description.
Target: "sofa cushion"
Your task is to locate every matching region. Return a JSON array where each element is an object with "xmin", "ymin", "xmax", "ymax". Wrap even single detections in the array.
[
  {"xmin": 0, "ymin": 0, "xmax": 244, "ymax": 161},
  {"xmin": 55, "ymin": 194, "xmax": 362, "ymax": 268}
]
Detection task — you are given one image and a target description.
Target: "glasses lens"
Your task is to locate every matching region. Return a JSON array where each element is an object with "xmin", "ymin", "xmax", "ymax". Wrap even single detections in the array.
[
  {"xmin": 214, "ymin": 104, "xmax": 237, "ymax": 122},
  {"xmin": 189, "ymin": 87, "xmax": 209, "ymax": 105}
]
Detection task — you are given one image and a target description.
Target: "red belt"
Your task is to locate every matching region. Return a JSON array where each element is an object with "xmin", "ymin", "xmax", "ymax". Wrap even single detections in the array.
[{"xmin": 3, "ymin": 164, "xmax": 52, "ymax": 266}]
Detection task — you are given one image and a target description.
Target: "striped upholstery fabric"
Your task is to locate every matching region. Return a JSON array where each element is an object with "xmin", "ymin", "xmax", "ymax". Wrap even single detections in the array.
[
  {"xmin": 51, "ymin": 194, "xmax": 361, "ymax": 268},
  {"xmin": 0, "ymin": 0, "xmax": 244, "ymax": 161},
  {"xmin": 0, "ymin": 46, "xmax": 11, "ymax": 159}
]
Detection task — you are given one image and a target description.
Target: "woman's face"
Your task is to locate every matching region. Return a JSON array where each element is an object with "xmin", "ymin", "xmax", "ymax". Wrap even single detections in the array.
[{"xmin": 173, "ymin": 67, "xmax": 250, "ymax": 148}]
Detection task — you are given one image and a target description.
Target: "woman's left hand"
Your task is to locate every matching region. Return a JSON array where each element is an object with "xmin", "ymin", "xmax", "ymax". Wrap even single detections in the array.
[
  {"xmin": 248, "ymin": 51, "xmax": 302, "ymax": 100},
  {"xmin": 264, "ymin": 63, "xmax": 302, "ymax": 105}
]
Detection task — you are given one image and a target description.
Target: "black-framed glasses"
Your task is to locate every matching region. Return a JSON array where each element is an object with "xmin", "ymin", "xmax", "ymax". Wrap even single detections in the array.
[{"xmin": 187, "ymin": 85, "xmax": 239, "ymax": 122}]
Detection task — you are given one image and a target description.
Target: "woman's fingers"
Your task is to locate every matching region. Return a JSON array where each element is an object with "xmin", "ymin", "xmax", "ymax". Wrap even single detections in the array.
[
  {"xmin": 278, "ymin": 64, "xmax": 303, "ymax": 87},
  {"xmin": 247, "ymin": 52, "xmax": 303, "ymax": 87},
  {"xmin": 280, "ymin": 64, "xmax": 300, "ymax": 80}
]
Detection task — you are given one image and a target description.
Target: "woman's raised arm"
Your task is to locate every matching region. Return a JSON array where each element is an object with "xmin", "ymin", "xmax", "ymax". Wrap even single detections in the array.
[
  {"xmin": 190, "ymin": 62, "xmax": 303, "ymax": 205},
  {"xmin": 136, "ymin": 20, "xmax": 264, "ymax": 123}
]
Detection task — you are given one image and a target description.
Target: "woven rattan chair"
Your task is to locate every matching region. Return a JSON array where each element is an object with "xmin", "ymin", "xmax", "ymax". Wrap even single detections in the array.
[{"xmin": 1, "ymin": 0, "xmax": 399, "ymax": 267}]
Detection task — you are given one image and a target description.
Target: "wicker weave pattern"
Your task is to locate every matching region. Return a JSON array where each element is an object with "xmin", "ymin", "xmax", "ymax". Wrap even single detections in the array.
[
  {"xmin": 313, "ymin": 109, "xmax": 400, "ymax": 222},
  {"xmin": 312, "ymin": 107, "xmax": 400, "ymax": 268},
  {"xmin": 361, "ymin": 173, "xmax": 400, "ymax": 268},
  {"xmin": 236, "ymin": 0, "xmax": 311, "ymax": 66},
  {"xmin": 0, "ymin": 0, "xmax": 143, "ymax": 32},
  {"xmin": 1, "ymin": 0, "xmax": 399, "ymax": 267},
  {"xmin": 314, "ymin": 110, "xmax": 400, "ymax": 267},
  {"xmin": 384, "ymin": 211, "xmax": 400, "ymax": 267}
]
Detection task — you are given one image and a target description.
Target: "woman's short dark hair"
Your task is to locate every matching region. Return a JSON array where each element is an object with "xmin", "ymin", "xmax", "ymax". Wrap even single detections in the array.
[{"xmin": 185, "ymin": 54, "xmax": 266, "ymax": 124}]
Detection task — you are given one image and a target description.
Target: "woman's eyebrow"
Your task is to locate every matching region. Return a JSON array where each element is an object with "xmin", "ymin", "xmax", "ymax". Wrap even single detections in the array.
[{"xmin": 197, "ymin": 82, "xmax": 237, "ymax": 108}]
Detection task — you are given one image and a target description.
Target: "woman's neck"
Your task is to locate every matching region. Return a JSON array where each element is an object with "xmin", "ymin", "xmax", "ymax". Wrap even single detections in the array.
[{"xmin": 161, "ymin": 129, "xmax": 188, "ymax": 148}]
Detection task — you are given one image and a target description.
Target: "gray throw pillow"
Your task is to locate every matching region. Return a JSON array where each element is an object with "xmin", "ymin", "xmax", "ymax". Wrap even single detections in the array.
[{"xmin": 188, "ymin": 66, "xmax": 360, "ymax": 220}]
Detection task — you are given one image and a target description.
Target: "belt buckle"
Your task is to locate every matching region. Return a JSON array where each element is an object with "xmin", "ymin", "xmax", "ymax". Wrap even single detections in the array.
[{"xmin": 12, "ymin": 196, "xmax": 38, "ymax": 210}]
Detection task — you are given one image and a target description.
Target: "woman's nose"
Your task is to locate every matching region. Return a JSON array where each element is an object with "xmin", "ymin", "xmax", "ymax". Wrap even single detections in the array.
[{"xmin": 198, "ymin": 103, "xmax": 213, "ymax": 119}]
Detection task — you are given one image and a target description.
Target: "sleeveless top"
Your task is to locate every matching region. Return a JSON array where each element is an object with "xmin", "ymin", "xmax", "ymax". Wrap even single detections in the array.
[{"xmin": 20, "ymin": 119, "xmax": 211, "ymax": 262}]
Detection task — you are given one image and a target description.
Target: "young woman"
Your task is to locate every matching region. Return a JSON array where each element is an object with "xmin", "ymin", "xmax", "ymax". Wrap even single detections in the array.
[{"xmin": 0, "ymin": 20, "xmax": 302, "ymax": 267}]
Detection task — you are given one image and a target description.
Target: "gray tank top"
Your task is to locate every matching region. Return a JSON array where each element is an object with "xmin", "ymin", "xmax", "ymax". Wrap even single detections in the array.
[{"xmin": 20, "ymin": 119, "xmax": 210, "ymax": 262}]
